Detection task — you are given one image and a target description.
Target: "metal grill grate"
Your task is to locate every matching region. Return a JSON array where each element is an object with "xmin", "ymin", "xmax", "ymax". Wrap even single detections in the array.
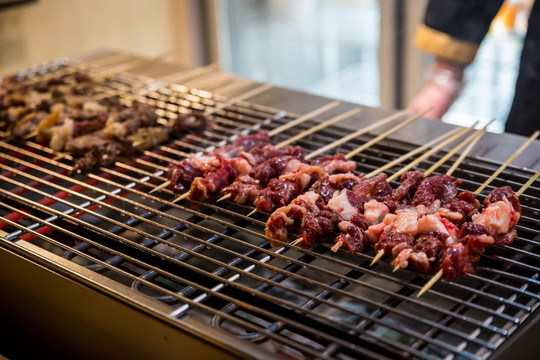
[{"xmin": 0, "ymin": 61, "xmax": 539, "ymax": 360}]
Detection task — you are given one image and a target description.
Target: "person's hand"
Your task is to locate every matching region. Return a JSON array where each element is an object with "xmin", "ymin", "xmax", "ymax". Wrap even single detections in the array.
[{"xmin": 407, "ymin": 59, "xmax": 466, "ymax": 119}]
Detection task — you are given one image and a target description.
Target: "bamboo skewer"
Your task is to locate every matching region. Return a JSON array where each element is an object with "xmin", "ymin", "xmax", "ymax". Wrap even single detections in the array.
[
  {"xmin": 172, "ymin": 191, "xmax": 190, "ymax": 203},
  {"xmin": 344, "ymin": 108, "xmax": 430, "ymax": 160},
  {"xmin": 446, "ymin": 123, "xmax": 491, "ymax": 176},
  {"xmin": 386, "ymin": 123, "xmax": 478, "ymax": 183},
  {"xmin": 246, "ymin": 208, "xmax": 259, "ymax": 217},
  {"xmin": 416, "ymin": 270, "xmax": 444, "ymax": 297},
  {"xmin": 217, "ymin": 193, "xmax": 232, "ymax": 202},
  {"xmin": 150, "ymin": 179, "xmax": 171, "ymax": 193},
  {"xmin": 268, "ymin": 100, "xmax": 342, "ymax": 137},
  {"xmin": 516, "ymin": 169, "xmax": 540, "ymax": 197},
  {"xmin": 305, "ymin": 110, "xmax": 408, "ymax": 161},
  {"xmin": 364, "ymin": 128, "xmax": 461, "ymax": 179},
  {"xmin": 417, "ymin": 130, "xmax": 540, "ymax": 297},
  {"xmin": 369, "ymin": 248, "xmax": 386, "ymax": 266},
  {"xmin": 248, "ymin": 110, "xmax": 427, "ymax": 216},
  {"xmin": 274, "ymin": 107, "xmax": 362, "ymax": 149},
  {"xmin": 204, "ymin": 83, "xmax": 275, "ymax": 116},
  {"xmin": 474, "ymin": 130, "xmax": 539, "ymax": 196},
  {"xmin": 424, "ymin": 121, "xmax": 494, "ymax": 177}
]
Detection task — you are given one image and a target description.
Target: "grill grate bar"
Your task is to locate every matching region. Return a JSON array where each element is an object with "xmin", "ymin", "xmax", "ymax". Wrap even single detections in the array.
[
  {"xmin": 121, "ymin": 143, "xmax": 536, "ymax": 310},
  {"xmin": 0, "ymin": 155, "xmax": 513, "ymax": 357},
  {"xmin": 0, "ymin": 191, "xmax": 457, "ymax": 360},
  {"xmin": 0, "ymin": 205, "xmax": 351, "ymax": 360},
  {"xmin": 2, "ymin": 139, "xmax": 532, "ymax": 324},
  {"xmin": 3, "ymin": 125, "xmax": 536, "ymax": 316},
  {"xmin": 0, "ymin": 196, "xmax": 482, "ymax": 360}
]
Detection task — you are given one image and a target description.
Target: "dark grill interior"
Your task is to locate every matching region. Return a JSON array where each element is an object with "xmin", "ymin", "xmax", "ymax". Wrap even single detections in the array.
[{"xmin": 0, "ymin": 61, "xmax": 539, "ymax": 360}]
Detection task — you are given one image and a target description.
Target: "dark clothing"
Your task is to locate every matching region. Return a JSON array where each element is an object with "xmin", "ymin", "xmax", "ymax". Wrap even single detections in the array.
[
  {"xmin": 424, "ymin": 0, "xmax": 504, "ymax": 44},
  {"xmin": 419, "ymin": 0, "xmax": 540, "ymax": 137},
  {"xmin": 506, "ymin": 0, "xmax": 540, "ymax": 135}
]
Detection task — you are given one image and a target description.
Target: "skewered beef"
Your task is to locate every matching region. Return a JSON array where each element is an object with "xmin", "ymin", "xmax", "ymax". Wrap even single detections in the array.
[{"xmin": 1, "ymin": 71, "xmax": 210, "ymax": 173}]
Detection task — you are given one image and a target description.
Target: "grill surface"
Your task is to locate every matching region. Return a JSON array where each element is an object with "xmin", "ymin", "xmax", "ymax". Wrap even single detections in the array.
[{"xmin": 1, "ymin": 59, "xmax": 539, "ymax": 360}]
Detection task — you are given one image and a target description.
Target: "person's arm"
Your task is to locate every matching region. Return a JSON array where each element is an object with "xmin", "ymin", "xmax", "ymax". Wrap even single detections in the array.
[
  {"xmin": 407, "ymin": 0, "xmax": 504, "ymax": 118},
  {"xmin": 407, "ymin": 58, "xmax": 466, "ymax": 119}
]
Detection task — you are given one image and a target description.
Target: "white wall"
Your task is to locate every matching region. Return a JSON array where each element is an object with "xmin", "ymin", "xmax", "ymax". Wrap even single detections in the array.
[{"xmin": 0, "ymin": 0, "xmax": 204, "ymax": 75}]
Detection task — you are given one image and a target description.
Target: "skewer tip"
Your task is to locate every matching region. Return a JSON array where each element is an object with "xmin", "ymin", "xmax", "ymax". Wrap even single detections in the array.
[
  {"xmin": 331, "ymin": 240, "xmax": 343, "ymax": 253},
  {"xmin": 291, "ymin": 238, "xmax": 303, "ymax": 247},
  {"xmin": 172, "ymin": 191, "xmax": 190, "ymax": 203},
  {"xmin": 246, "ymin": 208, "xmax": 258, "ymax": 217},
  {"xmin": 370, "ymin": 249, "xmax": 385, "ymax": 266},
  {"xmin": 217, "ymin": 193, "xmax": 232, "ymax": 202},
  {"xmin": 23, "ymin": 130, "xmax": 38, "ymax": 139},
  {"xmin": 417, "ymin": 269, "xmax": 443, "ymax": 297},
  {"xmin": 392, "ymin": 264, "xmax": 401, "ymax": 272},
  {"xmin": 51, "ymin": 153, "xmax": 66, "ymax": 162},
  {"xmin": 150, "ymin": 180, "xmax": 170, "ymax": 194}
]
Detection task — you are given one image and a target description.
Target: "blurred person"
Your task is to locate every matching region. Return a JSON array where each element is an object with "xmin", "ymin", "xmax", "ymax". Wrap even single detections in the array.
[{"xmin": 407, "ymin": 0, "xmax": 539, "ymax": 136}]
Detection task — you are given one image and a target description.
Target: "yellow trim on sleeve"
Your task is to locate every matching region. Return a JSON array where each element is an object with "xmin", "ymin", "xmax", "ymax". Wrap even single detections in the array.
[{"xmin": 415, "ymin": 24, "xmax": 481, "ymax": 65}]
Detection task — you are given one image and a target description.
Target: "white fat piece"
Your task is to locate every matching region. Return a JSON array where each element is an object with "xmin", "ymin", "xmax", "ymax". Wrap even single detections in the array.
[
  {"xmin": 363, "ymin": 200, "xmax": 389, "ymax": 223},
  {"xmin": 283, "ymin": 159, "xmax": 303, "ymax": 173},
  {"xmin": 417, "ymin": 214, "xmax": 454, "ymax": 244},
  {"xmin": 327, "ymin": 189, "xmax": 357, "ymax": 221},
  {"xmin": 296, "ymin": 191, "xmax": 322, "ymax": 213},
  {"xmin": 472, "ymin": 198, "xmax": 513, "ymax": 234},
  {"xmin": 393, "ymin": 212, "xmax": 419, "ymax": 236}
]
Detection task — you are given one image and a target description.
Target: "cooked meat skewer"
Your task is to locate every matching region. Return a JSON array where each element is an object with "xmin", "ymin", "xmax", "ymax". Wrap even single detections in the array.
[
  {"xmin": 168, "ymin": 101, "xmax": 352, "ymax": 202},
  {"xmin": 417, "ymin": 130, "xmax": 539, "ymax": 297},
  {"xmin": 149, "ymin": 83, "xmax": 281, "ymax": 194},
  {"xmin": 266, "ymin": 120, "xmax": 461, "ymax": 250},
  {"xmin": 215, "ymin": 107, "xmax": 363, "ymax": 203},
  {"xmin": 188, "ymin": 108, "xmax": 365, "ymax": 202},
  {"xmin": 248, "ymin": 110, "xmax": 427, "ymax": 216},
  {"xmin": 370, "ymin": 124, "xmax": 487, "ymax": 265},
  {"xmin": 327, "ymin": 121, "xmax": 479, "ymax": 254},
  {"xmin": 1, "ymin": 71, "xmax": 212, "ymax": 173},
  {"xmin": 170, "ymin": 108, "xmax": 425, "ymax": 205},
  {"xmin": 268, "ymin": 124, "xmax": 456, "ymax": 252}
]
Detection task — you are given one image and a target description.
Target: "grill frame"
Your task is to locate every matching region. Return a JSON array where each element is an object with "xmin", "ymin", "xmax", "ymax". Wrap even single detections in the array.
[{"xmin": 0, "ymin": 58, "xmax": 539, "ymax": 360}]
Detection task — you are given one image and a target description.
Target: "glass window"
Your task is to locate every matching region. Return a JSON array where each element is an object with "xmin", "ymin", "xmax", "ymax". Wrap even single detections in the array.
[{"xmin": 215, "ymin": 0, "xmax": 381, "ymax": 107}]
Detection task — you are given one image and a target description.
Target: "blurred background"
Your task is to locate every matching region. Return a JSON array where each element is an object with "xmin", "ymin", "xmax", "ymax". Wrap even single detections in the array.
[{"xmin": 0, "ymin": 0, "xmax": 528, "ymax": 133}]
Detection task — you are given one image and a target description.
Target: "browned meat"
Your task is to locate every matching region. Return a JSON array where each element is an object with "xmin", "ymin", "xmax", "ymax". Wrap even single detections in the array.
[
  {"xmin": 438, "ymin": 243, "xmax": 475, "ymax": 281},
  {"xmin": 334, "ymin": 220, "xmax": 369, "ymax": 254},
  {"xmin": 391, "ymin": 170, "xmax": 425, "ymax": 205},
  {"xmin": 374, "ymin": 229, "xmax": 415, "ymax": 255},
  {"xmin": 412, "ymin": 175, "xmax": 460, "ymax": 207},
  {"xmin": 2, "ymin": 71, "xmax": 209, "ymax": 173},
  {"xmin": 483, "ymin": 185, "xmax": 521, "ymax": 215},
  {"xmin": 220, "ymin": 175, "xmax": 260, "ymax": 204},
  {"xmin": 441, "ymin": 190, "xmax": 480, "ymax": 226},
  {"xmin": 309, "ymin": 153, "xmax": 356, "ymax": 174},
  {"xmin": 352, "ymin": 173, "xmax": 393, "ymax": 202},
  {"xmin": 265, "ymin": 191, "xmax": 324, "ymax": 242},
  {"xmin": 299, "ymin": 209, "xmax": 341, "ymax": 249},
  {"xmin": 310, "ymin": 173, "xmax": 363, "ymax": 203},
  {"xmin": 404, "ymin": 231, "xmax": 446, "ymax": 274},
  {"xmin": 190, "ymin": 155, "xmax": 237, "ymax": 201}
]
